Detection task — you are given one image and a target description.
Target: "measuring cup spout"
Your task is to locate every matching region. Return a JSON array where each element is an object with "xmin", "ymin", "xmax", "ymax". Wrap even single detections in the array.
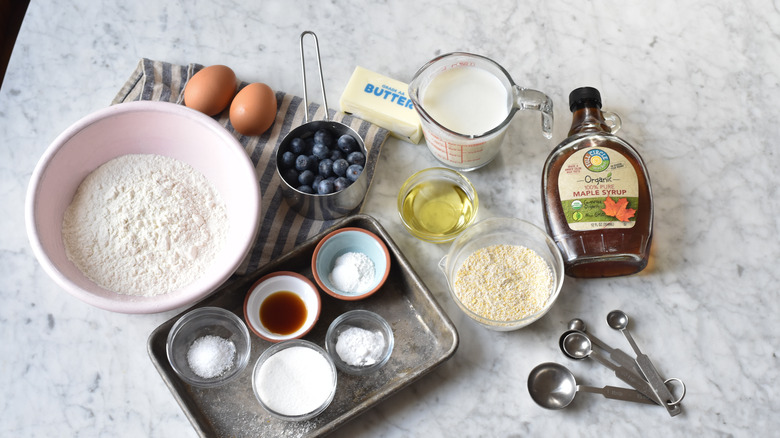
[{"xmin": 513, "ymin": 86, "xmax": 554, "ymax": 139}]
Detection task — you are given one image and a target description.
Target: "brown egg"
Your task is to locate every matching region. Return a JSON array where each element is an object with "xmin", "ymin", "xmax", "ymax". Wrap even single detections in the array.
[
  {"xmin": 229, "ymin": 83, "xmax": 277, "ymax": 136},
  {"xmin": 183, "ymin": 65, "xmax": 237, "ymax": 116}
]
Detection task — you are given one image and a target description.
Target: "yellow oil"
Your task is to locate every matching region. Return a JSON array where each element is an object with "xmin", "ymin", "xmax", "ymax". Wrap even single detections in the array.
[{"xmin": 401, "ymin": 179, "xmax": 475, "ymax": 239}]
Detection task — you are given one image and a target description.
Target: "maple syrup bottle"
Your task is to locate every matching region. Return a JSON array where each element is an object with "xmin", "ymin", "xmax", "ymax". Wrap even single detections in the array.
[{"xmin": 542, "ymin": 87, "xmax": 653, "ymax": 277}]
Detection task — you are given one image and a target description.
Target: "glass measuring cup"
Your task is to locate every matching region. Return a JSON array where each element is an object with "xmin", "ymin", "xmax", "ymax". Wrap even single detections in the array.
[{"xmin": 408, "ymin": 52, "xmax": 553, "ymax": 171}]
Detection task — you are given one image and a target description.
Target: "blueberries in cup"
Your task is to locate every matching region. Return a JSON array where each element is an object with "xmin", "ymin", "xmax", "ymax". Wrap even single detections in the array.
[
  {"xmin": 347, "ymin": 151, "xmax": 365, "ymax": 165},
  {"xmin": 332, "ymin": 159, "xmax": 349, "ymax": 177},
  {"xmin": 319, "ymin": 158, "xmax": 334, "ymax": 178},
  {"xmin": 314, "ymin": 129, "xmax": 334, "ymax": 147},
  {"xmin": 295, "ymin": 155, "xmax": 312, "ymax": 172},
  {"xmin": 312, "ymin": 142, "xmax": 330, "ymax": 160},
  {"xmin": 278, "ymin": 127, "xmax": 365, "ymax": 195},
  {"xmin": 289, "ymin": 138, "xmax": 306, "ymax": 154},
  {"xmin": 337, "ymin": 134, "xmax": 358, "ymax": 154},
  {"xmin": 346, "ymin": 164, "xmax": 363, "ymax": 182},
  {"xmin": 334, "ymin": 177, "xmax": 350, "ymax": 192},
  {"xmin": 317, "ymin": 178, "xmax": 335, "ymax": 195},
  {"xmin": 298, "ymin": 170, "xmax": 315, "ymax": 186}
]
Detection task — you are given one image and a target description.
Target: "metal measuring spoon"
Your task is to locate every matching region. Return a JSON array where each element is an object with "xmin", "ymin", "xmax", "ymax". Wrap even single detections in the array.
[
  {"xmin": 527, "ymin": 362, "xmax": 658, "ymax": 410},
  {"xmin": 606, "ymin": 310, "xmax": 683, "ymax": 416},
  {"xmin": 568, "ymin": 318, "xmax": 645, "ymax": 379},
  {"xmin": 561, "ymin": 331, "xmax": 663, "ymax": 406}
]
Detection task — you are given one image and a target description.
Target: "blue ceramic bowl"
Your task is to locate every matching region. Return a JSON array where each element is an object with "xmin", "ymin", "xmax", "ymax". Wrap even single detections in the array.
[{"xmin": 311, "ymin": 228, "xmax": 391, "ymax": 300}]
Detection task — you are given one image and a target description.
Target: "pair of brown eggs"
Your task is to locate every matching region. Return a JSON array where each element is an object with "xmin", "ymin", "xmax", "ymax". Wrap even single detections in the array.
[{"xmin": 183, "ymin": 65, "xmax": 277, "ymax": 136}]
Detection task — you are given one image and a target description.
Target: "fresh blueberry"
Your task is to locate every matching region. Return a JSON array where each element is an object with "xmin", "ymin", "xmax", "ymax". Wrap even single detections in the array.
[
  {"xmin": 295, "ymin": 155, "xmax": 311, "ymax": 172},
  {"xmin": 282, "ymin": 168, "xmax": 299, "ymax": 185},
  {"xmin": 346, "ymin": 151, "xmax": 365, "ymax": 165},
  {"xmin": 332, "ymin": 158, "xmax": 349, "ymax": 177},
  {"xmin": 313, "ymin": 175, "xmax": 323, "ymax": 189},
  {"xmin": 305, "ymin": 137, "xmax": 316, "ymax": 154},
  {"xmin": 318, "ymin": 158, "xmax": 334, "ymax": 177},
  {"xmin": 334, "ymin": 176, "xmax": 350, "ymax": 192},
  {"xmin": 281, "ymin": 151, "xmax": 296, "ymax": 168},
  {"xmin": 298, "ymin": 184, "xmax": 315, "ymax": 194},
  {"xmin": 337, "ymin": 134, "xmax": 358, "ymax": 154},
  {"xmin": 346, "ymin": 164, "xmax": 363, "ymax": 182},
  {"xmin": 313, "ymin": 129, "xmax": 334, "ymax": 147},
  {"xmin": 328, "ymin": 149, "xmax": 343, "ymax": 161},
  {"xmin": 317, "ymin": 178, "xmax": 335, "ymax": 195},
  {"xmin": 312, "ymin": 142, "xmax": 329, "ymax": 160},
  {"xmin": 298, "ymin": 169, "xmax": 315, "ymax": 186},
  {"xmin": 289, "ymin": 138, "xmax": 305, "ymax": 154}
]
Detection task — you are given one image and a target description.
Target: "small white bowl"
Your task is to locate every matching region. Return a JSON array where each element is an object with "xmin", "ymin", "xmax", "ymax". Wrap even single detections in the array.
[
  {"xmin": 25, "ymin": 101, "xmax": 261, "ymax": 314},
  {"xmin": 243, "ymin": 271, "xmax": 321, "ymax": 342},
  {"xmin": 311, "ymin": 227, "xmax": 391, "ymax": 300}
]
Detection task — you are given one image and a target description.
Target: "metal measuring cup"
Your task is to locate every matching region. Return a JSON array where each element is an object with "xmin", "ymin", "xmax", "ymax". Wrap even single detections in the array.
[{"xmin": 275, "ymin": 31, "xmax": 369, "ymax": 220}]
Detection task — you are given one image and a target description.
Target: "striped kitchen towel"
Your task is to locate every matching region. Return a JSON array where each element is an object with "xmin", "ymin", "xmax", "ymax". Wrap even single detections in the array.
[{"xmin": 112, "ymin": 58, "xmax": 389, "ymax": 275}]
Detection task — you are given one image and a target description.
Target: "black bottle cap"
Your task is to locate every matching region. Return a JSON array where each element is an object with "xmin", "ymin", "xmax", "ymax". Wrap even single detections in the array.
[{"xmin": 569, "ymin": 87, "xmax": 602, "ymax": 112}]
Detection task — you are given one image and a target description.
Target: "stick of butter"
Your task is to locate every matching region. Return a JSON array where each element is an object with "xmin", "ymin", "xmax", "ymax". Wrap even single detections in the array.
[{"xmin": 339, "ymin": 66, "xmax": 423, "ymax": 144}]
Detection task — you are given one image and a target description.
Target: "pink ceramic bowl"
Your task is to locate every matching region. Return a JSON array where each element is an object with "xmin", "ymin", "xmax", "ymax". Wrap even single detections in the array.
[{"xmin": 25, "ymin": 101, "xmax": 261, "ymax": 314}]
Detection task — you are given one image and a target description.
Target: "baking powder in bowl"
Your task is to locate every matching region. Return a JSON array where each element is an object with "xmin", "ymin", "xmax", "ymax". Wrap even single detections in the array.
[
  {"xmin": 62, "ymin": 154, "xmax": 228, "ymax": 296},
  {"xmin": 254, "ymin": 345, "xmax": 334, "ymax": 417}
]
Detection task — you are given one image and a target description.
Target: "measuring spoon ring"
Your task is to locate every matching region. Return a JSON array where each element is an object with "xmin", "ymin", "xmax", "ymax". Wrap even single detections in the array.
[{"xmin": 606, "ymin": 310, "xmax": 683, "ymax": 417}]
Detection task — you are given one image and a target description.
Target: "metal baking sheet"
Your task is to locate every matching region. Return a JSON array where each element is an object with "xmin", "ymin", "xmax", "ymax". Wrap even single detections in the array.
[{"xmin": 147, "ymin": 214, "xmax": 459, "ymax": 437}]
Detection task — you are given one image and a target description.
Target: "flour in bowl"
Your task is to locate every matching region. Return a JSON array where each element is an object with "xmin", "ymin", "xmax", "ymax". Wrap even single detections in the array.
[{"xmin": 62, "ymin": 154, "xmax": 229, "ymax": 296}]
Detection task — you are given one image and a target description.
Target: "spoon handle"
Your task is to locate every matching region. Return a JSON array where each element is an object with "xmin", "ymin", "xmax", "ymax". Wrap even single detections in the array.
[
  {"xmin": 588, "ymin": 349, "xmax": 663, "ymax": 405},
  {"xmin": 577, "ymin": 384, "xmax": 659, "ymax": 405},
  {"xmin": 587, "ymin": 331, "xmax": 645, "ymax": 379},
  {"xmin": 620, "ymin": 329, "xmax": 683, "ymax": 417}
]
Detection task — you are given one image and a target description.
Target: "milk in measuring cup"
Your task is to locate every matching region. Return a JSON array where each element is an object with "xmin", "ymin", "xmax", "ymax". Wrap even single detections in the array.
[
  {"xmin": 421, "ymin": 67, "xmax": 509, "ymax": 135},
  {"xmin": 410, "ymin": 52, "xmax": 553, "ymax": 171}
]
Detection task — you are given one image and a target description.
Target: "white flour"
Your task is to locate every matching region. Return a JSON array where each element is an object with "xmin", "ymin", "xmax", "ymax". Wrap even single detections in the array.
[{"xmin": 62, "ymin": 154, "xmax": 228, "ymax": 296}]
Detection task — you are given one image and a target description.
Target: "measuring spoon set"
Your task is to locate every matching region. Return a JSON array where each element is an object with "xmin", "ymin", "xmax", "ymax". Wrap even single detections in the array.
[{"xmin": 527, "ymin": 310, "xmax": 685, "ymax": 416}]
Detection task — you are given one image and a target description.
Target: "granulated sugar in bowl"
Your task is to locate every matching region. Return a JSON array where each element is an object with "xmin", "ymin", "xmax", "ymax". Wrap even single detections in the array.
[
  {"xmin": 439, "ymin": 217, "xmax": 564, "ymax": 331},
  {"xmin": 252, "ymin": 339, "xmax": 337, "ymax": 421}
]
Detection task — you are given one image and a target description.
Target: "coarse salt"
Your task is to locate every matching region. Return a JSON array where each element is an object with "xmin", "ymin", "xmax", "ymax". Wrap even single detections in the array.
[{"xmin": 186, "ymin": 335, "xmax": 236, "ymax": 379}]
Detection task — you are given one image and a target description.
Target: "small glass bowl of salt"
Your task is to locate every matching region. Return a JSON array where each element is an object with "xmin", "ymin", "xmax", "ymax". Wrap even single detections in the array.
[
  {"xmin": 325, "ymin": 310, "xmax": 394, "ymax": 375},
  {"xmin": 312, "ymin": 227, "xmax": 391, "ymax": 301},
  {"xmin": 166, "ymin": 306, "xmax": 252, "ymax": 388}
]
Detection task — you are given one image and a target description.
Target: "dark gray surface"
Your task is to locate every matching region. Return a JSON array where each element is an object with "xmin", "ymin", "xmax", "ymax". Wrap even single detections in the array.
[{"xmin": 147, "ymin": 214, "xmax": 459, "ymax": 437}]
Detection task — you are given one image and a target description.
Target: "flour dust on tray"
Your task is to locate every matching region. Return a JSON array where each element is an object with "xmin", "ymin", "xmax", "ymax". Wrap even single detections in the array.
[{"xmin": 62, "ymin": 154, "xmax": 228, "ymax": 296}]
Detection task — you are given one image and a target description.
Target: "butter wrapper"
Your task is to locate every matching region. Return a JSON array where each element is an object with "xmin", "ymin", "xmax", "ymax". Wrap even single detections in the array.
[{"xmin": 340, "ymin": 66, "xmax": 422, "ymax": 144}]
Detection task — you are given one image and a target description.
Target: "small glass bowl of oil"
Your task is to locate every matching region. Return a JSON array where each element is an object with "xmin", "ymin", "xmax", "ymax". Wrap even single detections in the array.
[{"xmin": 397, "ymin": 167, "xmax": 479, "ymax": 243}]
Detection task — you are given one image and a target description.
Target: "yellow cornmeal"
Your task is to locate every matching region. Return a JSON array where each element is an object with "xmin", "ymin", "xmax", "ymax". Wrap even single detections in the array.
[{"xmin": 454, "ymin": 244, "xmax": 553, "ymax": 322}]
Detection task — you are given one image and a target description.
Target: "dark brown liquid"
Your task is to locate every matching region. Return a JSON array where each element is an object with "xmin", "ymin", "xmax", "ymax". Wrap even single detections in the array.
[
  {"xmin": 259, "ymin": 291, "xmax": 308, "ymax": 335},
  {"xmin": 542, "ymin": 106, "xmax": 653, "ymax": 278}
]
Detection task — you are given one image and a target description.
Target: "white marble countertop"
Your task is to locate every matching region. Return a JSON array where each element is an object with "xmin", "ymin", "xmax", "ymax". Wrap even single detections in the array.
[{"xmin": 2, "ymin": 0, "xmax": 778, "ymax": 436}]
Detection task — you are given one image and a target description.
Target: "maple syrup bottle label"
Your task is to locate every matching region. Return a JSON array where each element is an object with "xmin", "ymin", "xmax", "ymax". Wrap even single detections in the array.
[{"xmin": 557, "ymin": 146, "xmax": 639, "ymax": 231}]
